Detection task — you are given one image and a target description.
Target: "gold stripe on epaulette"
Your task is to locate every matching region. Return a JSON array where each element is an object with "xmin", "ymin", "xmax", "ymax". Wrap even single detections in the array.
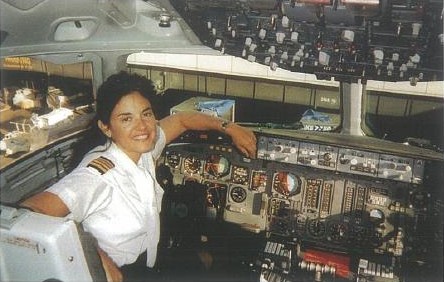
[{"xmin": 87, "ymin": 156, "xmax": 115, "ymax": 175}]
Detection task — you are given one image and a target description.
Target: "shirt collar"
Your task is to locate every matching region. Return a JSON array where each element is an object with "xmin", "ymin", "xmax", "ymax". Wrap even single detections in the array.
[{"xmin": 108, "ymin": 142, "xmax": 143, "ymax": 170}]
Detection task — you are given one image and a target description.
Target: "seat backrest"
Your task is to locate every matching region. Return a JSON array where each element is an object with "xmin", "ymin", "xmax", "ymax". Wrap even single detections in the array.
[{"xmin": 0, "ymin": 205, "xmax": 106, "ymax": 282}]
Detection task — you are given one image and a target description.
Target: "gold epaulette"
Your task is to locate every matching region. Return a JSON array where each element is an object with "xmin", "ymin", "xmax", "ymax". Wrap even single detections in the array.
[{"xmin": 87, "ymin": 156, "xmax": 115, "ymax": 175}]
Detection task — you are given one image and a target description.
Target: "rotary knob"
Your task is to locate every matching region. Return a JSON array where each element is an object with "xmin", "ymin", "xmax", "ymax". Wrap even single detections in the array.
[{"xmin": 323, "ymin": 152, "xmax": 332, "ymax": 161}]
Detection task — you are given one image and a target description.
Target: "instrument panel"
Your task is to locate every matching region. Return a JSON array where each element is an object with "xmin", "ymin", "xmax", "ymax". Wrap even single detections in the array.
[
  {"xmin": 174, "ymin": 0, "xmax": 443, "ymax": 83},
  {"xmin": 257, "ymin": 135, "xmax": 425, "ymax": 184},
  {"xmin": 158, "ymin": 131, "xmax": 443, "ymax": 281}
]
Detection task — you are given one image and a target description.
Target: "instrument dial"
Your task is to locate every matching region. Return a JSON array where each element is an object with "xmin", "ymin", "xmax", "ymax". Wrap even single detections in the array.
[
  {"xmin": 166, "ymin": 152, "xmax": 181, "ymax": 169},
  {"xmin": 328, "ymin": 222, "xmax": 348, "ymax": 242},
  {"xmin": 183, "ymin": 156, "xmax": 201, "ymax": 174},
  {"xmin": 351, "ymin": 225, "xmax": 370, "ymax": 246},
  {"xmin": 323, "ymin": 152, "xmax": 332, "ymax": 161},
  {"xmin": 409, "ymin": 190, "xmax": 429, "ymax": 209},
  {"xmin": 272, "ymin": 172, "xmax": 301, "ymax": 197},
  {"xmin": 307, "ymin": 219, "xmax": 326, "ymax": 237},
  {"xmin": 205, "ymin": 154, "xmax": 230, "ymax": 178},
  {"xmin": 369, "ymin": 209, "xmax": 385, "ymax": 224},
  {"xmin": 231, "ymin": 165, "xmax": 249, "ymax": 185},
  {"xmin": 230, "ymin": 186, "xmax": 247, "ymax": 203}
]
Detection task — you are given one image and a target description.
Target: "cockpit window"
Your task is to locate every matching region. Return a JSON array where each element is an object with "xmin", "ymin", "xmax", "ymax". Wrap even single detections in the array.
[
  {"xmin": 128, "ymin": 66, "xmax": 341, "ymax": 132},
  {"xmin": 363, "ymin": 90, "xmax": 444, "ymax": 151},
  {"xmin": 0, "ymin": 57, "xmax": 95, "ymax": 169}
]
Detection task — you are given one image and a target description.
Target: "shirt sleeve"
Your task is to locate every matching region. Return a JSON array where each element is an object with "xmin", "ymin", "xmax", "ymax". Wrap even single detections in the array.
[
  {"xmin": 46, "ymin": 167, "xmax": 112, "ymax": 222},
  {"xmin": 151, "ymin": 125, "xmax": 166, "ymax": 160}
]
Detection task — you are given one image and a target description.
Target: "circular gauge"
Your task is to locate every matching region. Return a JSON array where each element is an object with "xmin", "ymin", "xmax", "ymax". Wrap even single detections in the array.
[
  {"xmin": 183, "ymin": 156, "xmax": 201, "ymax": 174},
  {"xmin": 409, "ymin": 190, "xmax": 429, "ymax": 209},
  {"xmin": 328, "ymin": 222, "xmax": 348, "ymax": 242},
  {"xmin": 205, "ymin": 154, "xmax": 230, "ymax": 177},
  {"xmin": 230, "ymin": 186, "xmax": 247, "ymax": 203},
  {"xmin": 166, "ymin": 152, "xmax": 181, "ymax": 168},
  {"xmin": 232, "ymin": 165, "xmax": 249, "ymax": 185},
  {"xmin": 323, "ymin": 152, "xmax": 332, "ymax": 161},
  {"xmin": 351, "ymin": 225, "xmax": 370, "ymax": 245},
  {"xmin": 307, "ymin": 219, "xmax": 326, "ymax": 237},
  {"xmin": 272, "ymin": 172, "xmax": 301, "ymax": 197},
  {"xmin": 369, "ymin": 209, "xmax": 385, "ymax": 224}
]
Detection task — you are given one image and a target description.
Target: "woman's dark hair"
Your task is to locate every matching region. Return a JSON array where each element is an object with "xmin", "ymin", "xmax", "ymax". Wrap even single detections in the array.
[
  {"xmin": 96, "ymin": 71, "xmax": 156, "ymax": 125},
  {"xmin": 69, "ymin": 71, "xmax": 156, "ymax": 168}
]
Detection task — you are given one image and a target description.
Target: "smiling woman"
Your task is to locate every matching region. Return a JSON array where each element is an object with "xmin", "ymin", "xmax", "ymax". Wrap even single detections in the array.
[
  {"xmin": 19, "ymin": 71, "xmax": 257, "ymax": 282},
  {"xmin": 98, "ymin": 91, "xmax": 158, "ymax": 162},
  {"xmin": 95, "ymin": 72, "xmax": 160, "ymax": 162}
]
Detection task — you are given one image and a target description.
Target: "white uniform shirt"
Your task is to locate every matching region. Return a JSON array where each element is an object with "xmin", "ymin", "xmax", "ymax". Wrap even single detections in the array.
[{"xmin": 47, "ymin": 126, "xmax": 166, "ymax": 267}]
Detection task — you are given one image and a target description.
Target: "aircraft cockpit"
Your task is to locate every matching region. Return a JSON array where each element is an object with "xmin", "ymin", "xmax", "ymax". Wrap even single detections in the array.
[{"xmin": 1, "ymin": 1, "xmax": 443, "ymax": 282}]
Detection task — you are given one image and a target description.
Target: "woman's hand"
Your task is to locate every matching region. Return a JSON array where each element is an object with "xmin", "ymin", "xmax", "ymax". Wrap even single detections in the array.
[
  {"xmin": 225, "ymin": 123, "xmax": 257, "ymax": 159},
  {"xmin": 97, "ymin": 248, "xmax": 123, "ymax": 282},
  {"xmin": 160, "ymin": 112, "xmax": 257, "ymax": 158}
]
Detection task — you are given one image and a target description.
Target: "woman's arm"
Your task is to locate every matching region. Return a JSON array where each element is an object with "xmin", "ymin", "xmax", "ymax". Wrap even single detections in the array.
[
  {"xmin": 159, "ymin": 112, "xmax": 257, "ymax": 158},
  {"xmin": 97, "ymin": 248, "xmax": 123, "ymax": 282},
  {"xmin": 20, "ymin": 191, "xmax": 70, "ymax": 217}
]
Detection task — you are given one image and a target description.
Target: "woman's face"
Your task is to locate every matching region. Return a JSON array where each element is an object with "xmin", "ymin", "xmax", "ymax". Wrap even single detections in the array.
[{"xmin": 98, "ymin": 91, "xmax": 157, "ymax": 163}]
